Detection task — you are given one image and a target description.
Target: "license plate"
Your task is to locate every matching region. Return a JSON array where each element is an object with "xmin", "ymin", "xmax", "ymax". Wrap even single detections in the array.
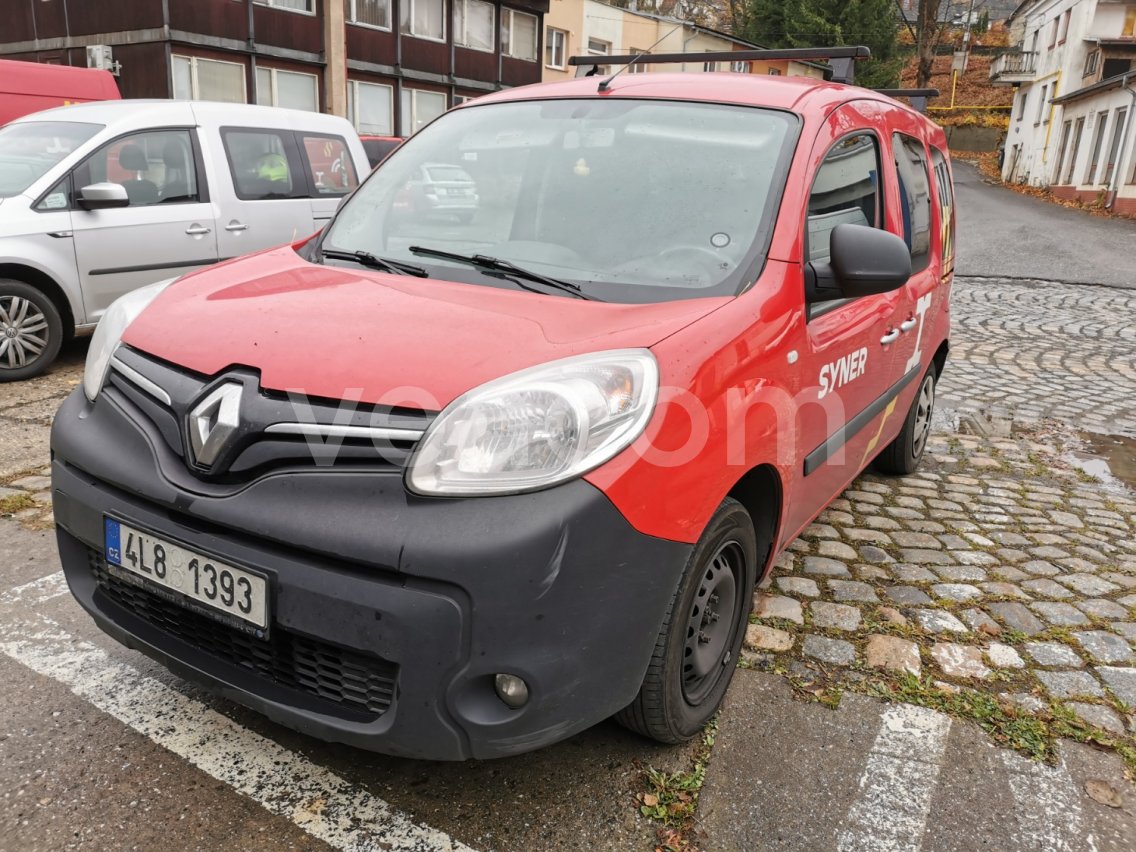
[{"xmin": 104, "ymin": 518, "xmax": 268, "ymax": 632}]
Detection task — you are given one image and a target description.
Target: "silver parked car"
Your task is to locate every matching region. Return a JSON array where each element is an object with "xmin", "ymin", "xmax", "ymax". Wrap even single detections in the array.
[{"xmin": 0, "ymin": 100, "xmax": 368, "ymax": 379}]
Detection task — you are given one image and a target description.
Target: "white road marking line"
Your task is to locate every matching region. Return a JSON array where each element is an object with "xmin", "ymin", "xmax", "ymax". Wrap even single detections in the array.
[
  {"xmin": 2, "ymin": 570, "xmax": 68, "ymax": 606},
  {"xmin": 0, "ymin": 575, "xmax": 473, "ymax": 852},
  {"xmin": 1000, "ymin": 749, "xmax": 1095, "ymax": 852},
  {"xmin": 835, "ymin": 703, "xmax": 953, "ymax": 852}
]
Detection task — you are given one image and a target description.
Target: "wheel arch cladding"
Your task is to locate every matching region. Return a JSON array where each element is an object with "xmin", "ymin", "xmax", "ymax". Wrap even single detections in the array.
[
  {"xmin": 726, "ymin": 463, "xmax": 782, "ymax": 581},
  {"xmin": 0, "ymin": 264, "xmax": 75, "ymax": 339}
]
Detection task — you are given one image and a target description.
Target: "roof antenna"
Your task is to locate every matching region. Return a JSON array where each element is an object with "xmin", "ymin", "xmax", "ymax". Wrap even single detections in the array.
[{"xmin": 598, "ymin": 25, "xmax": 682, "ymax": 92}]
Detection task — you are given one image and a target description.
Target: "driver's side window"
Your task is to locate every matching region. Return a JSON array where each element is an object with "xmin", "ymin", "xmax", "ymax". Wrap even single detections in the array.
[
  {"xmin": 806, "ymin": 132, "xmax": 883, "ymax": 265},
  {"xmin": 73, "ymin": 129, "xmax": 201, "ymax": 207}
]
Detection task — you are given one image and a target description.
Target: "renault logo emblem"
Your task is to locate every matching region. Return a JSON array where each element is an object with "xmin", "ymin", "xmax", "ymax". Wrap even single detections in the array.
[{"xmin": 188, "ymin": 382, "xmax": 243, "ymax": 468}]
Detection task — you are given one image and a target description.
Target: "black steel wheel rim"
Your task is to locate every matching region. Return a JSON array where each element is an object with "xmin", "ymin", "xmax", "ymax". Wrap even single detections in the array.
[{"xmin": 682, "ymin": 540, "xmax": 744, "ymax": 705}]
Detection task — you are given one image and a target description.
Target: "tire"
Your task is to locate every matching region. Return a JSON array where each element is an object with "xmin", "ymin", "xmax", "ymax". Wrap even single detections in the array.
[
  {"xmin": 615, "ymin": 498, "xmax": 758, "ymax": 743},
  {"xmin": 873, "ymin": 365, "xmax": 936, "ymax": 475},
  {"xmin": 0, "ymin": 279, "xmax": 64, "ymax": 382}
]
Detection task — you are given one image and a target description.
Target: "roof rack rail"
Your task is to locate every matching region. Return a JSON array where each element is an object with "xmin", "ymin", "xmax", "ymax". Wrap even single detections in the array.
[
  {"xmin": 569, "ymin": 45, "xmax": 871, "ymax": 84},
  {"xmin": 875, "ymin": 88, "xmax": 941, "ymax": 112}
]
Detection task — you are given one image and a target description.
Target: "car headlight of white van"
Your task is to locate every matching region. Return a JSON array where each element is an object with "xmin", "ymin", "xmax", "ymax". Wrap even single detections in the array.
[
  {"xmin": 406, "ymin": 349, "xmax": 659, "ymax": 496},
  {"xmin": 83, "ymin": 278, "xmax": 176, "ymax": 401}
]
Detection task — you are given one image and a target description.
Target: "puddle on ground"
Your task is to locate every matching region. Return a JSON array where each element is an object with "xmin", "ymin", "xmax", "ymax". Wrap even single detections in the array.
[{"xmin": 1068, "ymin": 433, "xmax": 1136, "ymax": 492}]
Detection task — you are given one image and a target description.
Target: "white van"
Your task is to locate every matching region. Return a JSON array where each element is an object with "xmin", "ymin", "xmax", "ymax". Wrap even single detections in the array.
[{"xmin": 0, "ymin": 100, "xmax": 368, "ymax": 379}]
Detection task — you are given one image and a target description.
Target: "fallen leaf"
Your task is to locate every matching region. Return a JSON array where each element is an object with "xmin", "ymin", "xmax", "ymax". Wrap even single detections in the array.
[
  {"xmin": 1084, "ymin": 779, "xmax": 1123, "ymax": 808},
  {"xmin": 642, "ymin": 793, "xmax": 658, "ymax": 807}
]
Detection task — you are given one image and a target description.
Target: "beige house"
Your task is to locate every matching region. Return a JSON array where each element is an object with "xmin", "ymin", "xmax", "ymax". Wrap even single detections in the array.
[{"xmin": 541, "ymin": 0, "xmax": 826, "ymax": 82}]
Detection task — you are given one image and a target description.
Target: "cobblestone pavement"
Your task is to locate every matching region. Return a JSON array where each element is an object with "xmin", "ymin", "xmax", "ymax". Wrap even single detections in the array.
[{"xmin": 745, "ymin": 276, "xmax": 1136, "ymax": 762}]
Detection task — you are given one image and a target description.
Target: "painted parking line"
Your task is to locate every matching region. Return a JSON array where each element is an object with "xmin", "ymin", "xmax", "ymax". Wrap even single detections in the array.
[
  {"xmin": 0, "ymin": 572, "xmax": 473, "ymax": 852},
  {"xmin": 1001, "ymin": 749, "xmax": 1093, "ymax": 852},
  {"xmin": 835, "ymin": 703, "xmax": 953, "ymax": 852}
]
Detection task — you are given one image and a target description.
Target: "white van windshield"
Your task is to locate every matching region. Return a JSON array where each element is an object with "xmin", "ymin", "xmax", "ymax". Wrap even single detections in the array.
[
  {"xmin": 0, "ymin": 121, "xmax": 102, "ymax": 198},
  {"xmin": 322, "ymin": 99, "xmax": 796, "ymax": 303}
]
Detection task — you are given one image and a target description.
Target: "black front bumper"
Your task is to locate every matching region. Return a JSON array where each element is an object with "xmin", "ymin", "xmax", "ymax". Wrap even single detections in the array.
[{"xmin": 51, "ymin": 387, "xmax": 690, "ymax": 760}]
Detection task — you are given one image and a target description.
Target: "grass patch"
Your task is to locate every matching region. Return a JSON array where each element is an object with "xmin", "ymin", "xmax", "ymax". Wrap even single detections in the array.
[
  {"xmin": 636, "ymin": 718, "xmax": 718, "ymax": 850},
  {"xmin": 0, "ymin": 493, "xmax": 36, "ymax": 515}
]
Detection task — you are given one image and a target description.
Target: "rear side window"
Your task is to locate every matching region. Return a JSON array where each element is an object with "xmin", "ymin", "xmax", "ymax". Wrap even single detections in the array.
[
  {"xmin": 806, "ymin": 133, "xmax": 882, "ymax": 264},
  {"xmin": 299, "ymin": 134, "xmax": 359, "ymax": 195},
  {"xmin": 222, "ymin": 128, "xmax": 304, "ymax": 201},
  {"xmin": 892, "ymin": 133, "xmax": 933, "ymax": 274},
  {"xmin": 930, "ymin": 147, "xmax": 955, "ymax": 273}
]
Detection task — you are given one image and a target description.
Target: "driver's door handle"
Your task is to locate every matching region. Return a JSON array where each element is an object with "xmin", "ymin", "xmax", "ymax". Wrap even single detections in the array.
[
  {"xmin": 899, "ymin": 318, "xmax": 918, "ymax": 332},
  {"xmin": 185, "ymin": 225, "xmax": 212, "ymax": 235},
  {"xmin": 880, "ymin": 329, "xmax": 901, "ymax": 345}
]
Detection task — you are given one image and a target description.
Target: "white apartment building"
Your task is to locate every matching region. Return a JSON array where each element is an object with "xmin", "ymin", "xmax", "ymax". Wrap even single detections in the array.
[{"xmin": 992, "ymin": 0, "xmax": 1136, "ymax": 213}]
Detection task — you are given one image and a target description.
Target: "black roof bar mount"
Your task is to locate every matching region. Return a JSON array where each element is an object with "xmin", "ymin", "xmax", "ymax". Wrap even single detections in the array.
[{"xmin": 569, "ymin": 45, "xmax": 871, "ymax": 84}]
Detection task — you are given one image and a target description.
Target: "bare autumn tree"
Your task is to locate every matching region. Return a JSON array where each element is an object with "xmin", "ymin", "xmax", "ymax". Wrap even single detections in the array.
[{"xmin": 898, "ymin": 0, "xmax": 952, "ymax": 88}]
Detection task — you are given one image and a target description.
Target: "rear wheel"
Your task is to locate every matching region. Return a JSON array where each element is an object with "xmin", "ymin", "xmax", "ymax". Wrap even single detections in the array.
[
  {"xmin": 873, "ymin": 366, "xmax": 936, "ymax": 475},
  {"xmin": 0, "ymin": 279, "xmax": 63, "ymax": 382},
  {"xmin": 615, "ymin": 498, "xmax": 757, "ymax": 743}
]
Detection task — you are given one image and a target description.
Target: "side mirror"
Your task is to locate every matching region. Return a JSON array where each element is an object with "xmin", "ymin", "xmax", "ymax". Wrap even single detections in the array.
[
  {"xmin": 806, "ymin": 223, "xmax": 912, "ymax": 302},
  {"xmin": 77, "ymin": 182, "xmax": 130, "ymax": 211}
]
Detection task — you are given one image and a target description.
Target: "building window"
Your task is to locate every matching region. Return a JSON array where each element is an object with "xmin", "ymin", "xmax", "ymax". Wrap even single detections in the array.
[
  {"xmin": 586, "ymin": 38, "xmax": 610, "ymax": 75},
  {"xmin": 400, "ymin": 87, "xmax": 446, "ymax": 135},
  {"xmin": 172, "ymin": 55, "xmax": 246, "ymax": 103},
  {"xmin": 453, "ymin": 0, "xmax": 494, "ymax": 51},
  {"xmin": 730, "ymin": 60, "xmax": 751, "ymax": 73},
  {"xmin": 1048, "ymin": 18, "xmax": 1058, "ymax": 48},
  {"xmin": 252, "ymin": 0, "xmax": 315, "ymax": 13},
  {"xmin": 1085, "ymin": 110, "xmax": 1110, "ymax": 184},
  {"xmin": 628, "ymin": 49, "xmax": 650, "ymax": 73},
  {"xmin": 546, "ymin": 27, "xmax": 567, "ymax": 68},
  {"xmin": 1035, "ymin": 84, "xmax": 1048, "ymax": 124},
  {"xmin": 347, "ymin": 79, "xmax": 394, "ymax": 135},
  {"xmin": 1055, "ymin": 120, "xmax": 1073, "ymax": 183},
  {"xmin": 1015, "ymin": 89, "xmax": 1026, "ymax": 121},
  {"xmin": 768, "ymin": 67, "xmax": 782, "ymax": 75},
  {"xmin": 1063, "ymin": 117, "xmax": 1084, "ymax": 183},
  {"xmin": 1101, "ymin": 107, "xmax": 1128, "ymax": 186},
  {"xmin": 1058, "ymin": 9, "xmax": 1070, "ymax": 44},
  {"xmin": 255, "ymin": 67, "xmax": 319, "ymax": 112},
  {"xmin": 453, "ymin": 94, "xmax": 478, "ymax": 105},
  {"xmin": 1084, "ymin": 49, "xmax": 1100, "ymax": 77},
  {"xmin": 401, "ymin": 0, "xmax": 445, "ymax": 41},
  {"xmin": 502, "ymin": 9, "xmax": 538, "ymax": 61},
  {"xmin": 703, "ymin": 55, "xmax": 718, "ymax": 72},
  {"xmin": 345, "ymin": 0, "xmax": 391, "ymax": 30}
]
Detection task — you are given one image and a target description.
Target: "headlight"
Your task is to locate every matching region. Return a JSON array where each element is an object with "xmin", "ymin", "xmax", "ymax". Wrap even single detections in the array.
[
  {"xmin": 83, "ymin": 278, "xmax": 176, "ymax": 401},
  {"xmin": 407, "ymin": 349, "xmax": 658, "ymax": 496}
]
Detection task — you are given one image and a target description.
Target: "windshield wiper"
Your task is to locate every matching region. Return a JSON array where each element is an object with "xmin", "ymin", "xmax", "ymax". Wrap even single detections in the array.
[
  {"xmin": 321, "ymin": 248, "xmax": 429, "ymax": 278},
  {"xmin": 408, "ymin": 246, "xmax": 593, "ymax": 300}
]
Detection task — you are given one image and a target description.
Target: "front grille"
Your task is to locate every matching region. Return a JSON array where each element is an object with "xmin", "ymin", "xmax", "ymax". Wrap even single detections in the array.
[
  {"xmin": 107, "ymin": 347, "xmax": 434, "ymax": 481},
  {"xmin": 88, "ymin": 549, "xmax": 398, "ymax": 718}
]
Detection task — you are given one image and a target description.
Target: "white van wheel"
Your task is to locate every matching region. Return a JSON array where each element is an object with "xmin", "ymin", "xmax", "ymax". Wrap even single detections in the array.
[{"xmin": 0, "ymin": 279, "xmax": 64, "ymax": 382}]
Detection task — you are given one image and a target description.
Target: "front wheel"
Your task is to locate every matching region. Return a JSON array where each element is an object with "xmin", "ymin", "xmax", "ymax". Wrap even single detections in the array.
[
  {"xmin": 0, "ymin": 279, "xmax": 63, "ymax": 382},
  {"xmin": 615, "ymin": 498, "xmax": 757, "ymax": 743},
  {"xmin": 874, "ymin": 366, "xmax": 936, "ymax": 475}
]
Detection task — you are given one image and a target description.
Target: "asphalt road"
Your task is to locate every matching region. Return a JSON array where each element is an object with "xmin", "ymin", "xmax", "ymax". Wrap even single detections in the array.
[
  {"xmin": 1, "ymin": 164, "xmax": 1135, "ymax": 852},
  {"xmin": 953, "ymin": 161, "xmax": 1136, "ymax": 288}
]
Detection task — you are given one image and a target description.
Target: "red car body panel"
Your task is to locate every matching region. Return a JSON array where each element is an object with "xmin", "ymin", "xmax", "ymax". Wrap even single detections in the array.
[
  {"xmin": 122, "ymin": 246, "xmax": 729, "ymax": 411},
  {"xmin": 126, "ymin": 73, "xmax": 954, "ymax": 555}
]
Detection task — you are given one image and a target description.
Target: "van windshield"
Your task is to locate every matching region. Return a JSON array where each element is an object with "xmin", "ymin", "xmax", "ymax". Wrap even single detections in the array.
[
  {"xmin": 0, "ymin": 121, "xmax": 102, "ymax": 198},
  {"xmin": 322, "ymin": 99, "xmax": 796, "ymax": 303}
]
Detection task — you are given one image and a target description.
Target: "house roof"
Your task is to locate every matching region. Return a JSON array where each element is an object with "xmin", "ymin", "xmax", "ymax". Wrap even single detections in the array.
[{"xmin": 1051, "ymin": 69, "xmax": 1136, "ymax": 104}]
